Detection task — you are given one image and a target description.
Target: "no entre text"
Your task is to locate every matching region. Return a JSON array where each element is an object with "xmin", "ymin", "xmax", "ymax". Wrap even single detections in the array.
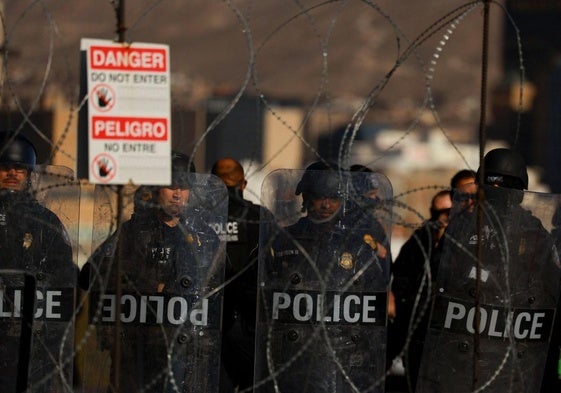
[{"xmin": 104, "ymin": 142, "xmax": 156, "ymax": 153}]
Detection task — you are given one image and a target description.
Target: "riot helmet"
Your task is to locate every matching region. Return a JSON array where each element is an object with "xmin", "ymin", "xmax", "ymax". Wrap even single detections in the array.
[
  {"xmin": 0, "ymin": 132, "xmax": 36, "ymax": 193},
  {"xmin": 477, "ymin": 148, "xmax": 527, "ymax": 207},
  {"xmin": 296, "ymin": 161, "xmax": 345, "ymax": 221},
  {"xmin": 350, "ymin": 164, "xmax": 379, "ymax": 202},
  {"xmin": 132, "ymin": 152, "xmax": 195, "ymax": 216},
  {"xmin": 295, "ymin": 161, "xmax": 343, "ymax": 200},
  {"xmin": 171, "ymin": 151, "xmax": 195, "ymax": 188},
  {"xmin": 133, "ymin": 185, "xmax": 157, "ymax": 215},
  {"xmin": 478, "ymin": 148, "xmax": 528, "ymax": 190},
  {"xmin": 0, "ymin": 132, "xmax": 36, "ymax": 171}
]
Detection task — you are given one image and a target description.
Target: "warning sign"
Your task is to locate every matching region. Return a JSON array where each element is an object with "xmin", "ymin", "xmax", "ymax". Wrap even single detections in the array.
[{"xmin": 78, "ymin": 38, "xmax": 172, "ymax": 185}]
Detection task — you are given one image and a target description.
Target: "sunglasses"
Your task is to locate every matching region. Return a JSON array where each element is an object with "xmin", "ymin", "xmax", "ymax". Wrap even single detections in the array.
[
  {"xmin": 457, "ymin": 193, "xmax": 476, "ymax": 202},
  {"xmin": 0, "ymin": 164, "xmax": 28, "ymax": 174},
  {"xmin": 433, "ymin": 208, "xmax": 451, "ymax": 216}
]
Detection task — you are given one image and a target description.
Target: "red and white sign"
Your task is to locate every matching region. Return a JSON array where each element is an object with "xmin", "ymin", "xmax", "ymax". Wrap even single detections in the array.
[
  {"xmin": 81, "ymin": 38, "xmax": 171, "ymax": 185},
  {"xmin": 92, "ymin": 116, "xmax": 169, "ymax": 140}
]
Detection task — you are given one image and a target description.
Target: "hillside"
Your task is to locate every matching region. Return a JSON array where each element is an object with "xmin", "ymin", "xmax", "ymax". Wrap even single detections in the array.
[{"xmin": 2, "ymin": 0, "xmax": 502, "ymax": 131}]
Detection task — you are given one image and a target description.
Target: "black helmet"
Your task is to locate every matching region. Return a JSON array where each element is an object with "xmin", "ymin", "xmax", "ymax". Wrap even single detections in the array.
[
  {"xmin": 295, "ymin": 161, "xmax": 343, "ymax": 199},
  {"xmin": 171, "ymin": 151, "xmax": 195, "ymax": 188},
  {"xmin": 0, "ymin": 132, "xmax": 36, "ymax": 171},
  {"xmin": 349, "ymin": 164, "xmax": 379, "ymax": 197},
  {"xmin": 133, "ymin": 185, "xmax": 157, "ymax": 214},
  {"xmin": 478, "ymin": 148, "xmax": 528, "ymax": 190}
]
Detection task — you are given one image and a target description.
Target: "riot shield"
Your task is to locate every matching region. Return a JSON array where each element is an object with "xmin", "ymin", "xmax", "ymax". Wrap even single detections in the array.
[
  {"xmin": 416, "ymin": 185, "xmax": 561, "ymax": 393},
  {"xmin": 0, "ymin": 165, "xmax": 79, "ymax": 392},
  {"xmin": 255, "ymin": 168, "xmax": 393, "ymax": 393},
  {"xmin": 81, "ymin": 173, "xmax": 227, "ymax": 393}
]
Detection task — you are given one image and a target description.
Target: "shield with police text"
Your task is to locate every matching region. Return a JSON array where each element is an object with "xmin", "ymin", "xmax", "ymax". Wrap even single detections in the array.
[
  {"xmin": 82, "ymin": 173, "xmax": 227, "ymax": 393},
  {"xmin": 0, "ymin": 165, "xmax": 79, "ymax": 393},
  {"xmin": 255, "ymin": 168, "xmax": 393, "ymax": 392},
  {"xmin": 416, "ymin": 185, "xmax": 561, "ymax": 393}
]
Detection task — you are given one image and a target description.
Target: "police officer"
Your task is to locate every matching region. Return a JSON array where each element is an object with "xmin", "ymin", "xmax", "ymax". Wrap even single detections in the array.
[
  {"xmin": 82, "ymin": 152, "xmax": 225, "ymax": 393},
  {"xmin": 280, "ymin": 162, "xmax": 387, "ymax": 283},
  {"xmin": 254, "ymin": 161, "xmax": 389, "ymax": 393},
  {"xmin": 417, "ymin": 148, "xmax": 561, "ymax": 393},
  {"xmin": 389, "ymin": 189, "xmax": 452, "ymax": 391},
  {"xmin": 449, "ymin": 169, "xmax": 477, "ymax": 216},
  {"xmin": 347, "ymin": 164, "xmax": 392, "ymax": 278},
  {"xmin": 0, "ymin": 132, "xmax": 76, "ymax": 392},
  {"xmin": 211, "ymin": 158, "xmax": 268, "ymax": 393}
]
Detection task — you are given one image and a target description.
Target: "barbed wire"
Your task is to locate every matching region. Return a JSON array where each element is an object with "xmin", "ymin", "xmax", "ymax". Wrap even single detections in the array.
[{"xmin": 0, "ymin": 1, "xmax": 556, "ymax": 392}]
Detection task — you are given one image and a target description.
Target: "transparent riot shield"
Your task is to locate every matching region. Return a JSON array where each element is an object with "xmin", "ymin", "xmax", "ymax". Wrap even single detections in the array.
[
  {"xmin": 416, "ymin": 185, "xmax": 561, "ymax": 393},
  {"xmin": 0, "ymin": 165, "xmax": 79, "ymax": 393},
  {"xmin": 81, "ymin": 173, "xmax": 227, "ymax": 393},
  {"xmin": 255, "ymin": 168, "xmax": 393, "ymax": 393}
]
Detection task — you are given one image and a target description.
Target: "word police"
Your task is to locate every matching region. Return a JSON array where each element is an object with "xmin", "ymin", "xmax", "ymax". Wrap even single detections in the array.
[
  {"xmin": 432, "ymin": 296, "xmax": 554, "ymax": 342},
  {"xmin": 0, "ymin": 288, "xmax": 74, "ymax": 321},
  {"xmin": 210, "ymin": 221, "xmax": 239, "ymax": 242},
  {"xmin": 90, "ymin": 292, "xmax": 214, "ymax": 326},
  {"xmin": 271, "ymin": 290, "xmax": 386, "ymax": 325}
]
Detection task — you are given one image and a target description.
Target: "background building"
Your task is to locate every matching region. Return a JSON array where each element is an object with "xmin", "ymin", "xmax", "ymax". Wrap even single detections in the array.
[{"xmin": 0, "ymin": 0, "xmax": 558, "ymax": 258}]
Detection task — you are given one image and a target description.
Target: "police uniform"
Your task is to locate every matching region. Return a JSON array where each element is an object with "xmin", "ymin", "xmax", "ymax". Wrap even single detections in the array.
[
  {"xmin": 258, "ymin": 214, "xmax": 387, "ymax": 393},
  {"xmin": 389, "ymin": 220, "xmax": 438, "ymax": 388},
  {"xmin": 85, "ymin": 193, "xmax": 222, "ymax": 393},
  {"xmin": 0, "ymin": 133, "xmax": 76, "ymax": 393},
  {"xmin": 417, "ymin": 185, "xmax": 561, "ymax": 393},
  {"xmin": 0, "ymin": 190, "xmax": 75, "ymax": 392},
  {"xmin": 254, "ymin": 163, "xmax": 391, "ymax": 393},
  {"xmin": 219, "ymin": 190, "xmax": 264, "ymax": 392},
  {"xmin": 542, "ymin": 208, "xmax": 561, "ymax": 393}
]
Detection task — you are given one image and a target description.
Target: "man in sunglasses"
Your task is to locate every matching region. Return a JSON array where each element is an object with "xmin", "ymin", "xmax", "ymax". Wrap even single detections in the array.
[
  {"xmin": 450, "ymin": 169, "xmax": 477, "ymax": 215},
  {"xmin": 416, "ymin": 148, "xmax": 561, "ymax": 393}
]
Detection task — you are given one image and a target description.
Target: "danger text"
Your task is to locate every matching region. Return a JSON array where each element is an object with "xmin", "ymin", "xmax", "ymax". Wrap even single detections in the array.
[{"xmin": 90, "ymin": 46, "xmax": 167, "ymax": 72}]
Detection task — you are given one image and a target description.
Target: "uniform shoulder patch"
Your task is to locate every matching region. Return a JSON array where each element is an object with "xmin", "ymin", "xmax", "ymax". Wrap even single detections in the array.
[{"xmin": 363, "ymin": 234, "xmax": 377, "ymax": 250}]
